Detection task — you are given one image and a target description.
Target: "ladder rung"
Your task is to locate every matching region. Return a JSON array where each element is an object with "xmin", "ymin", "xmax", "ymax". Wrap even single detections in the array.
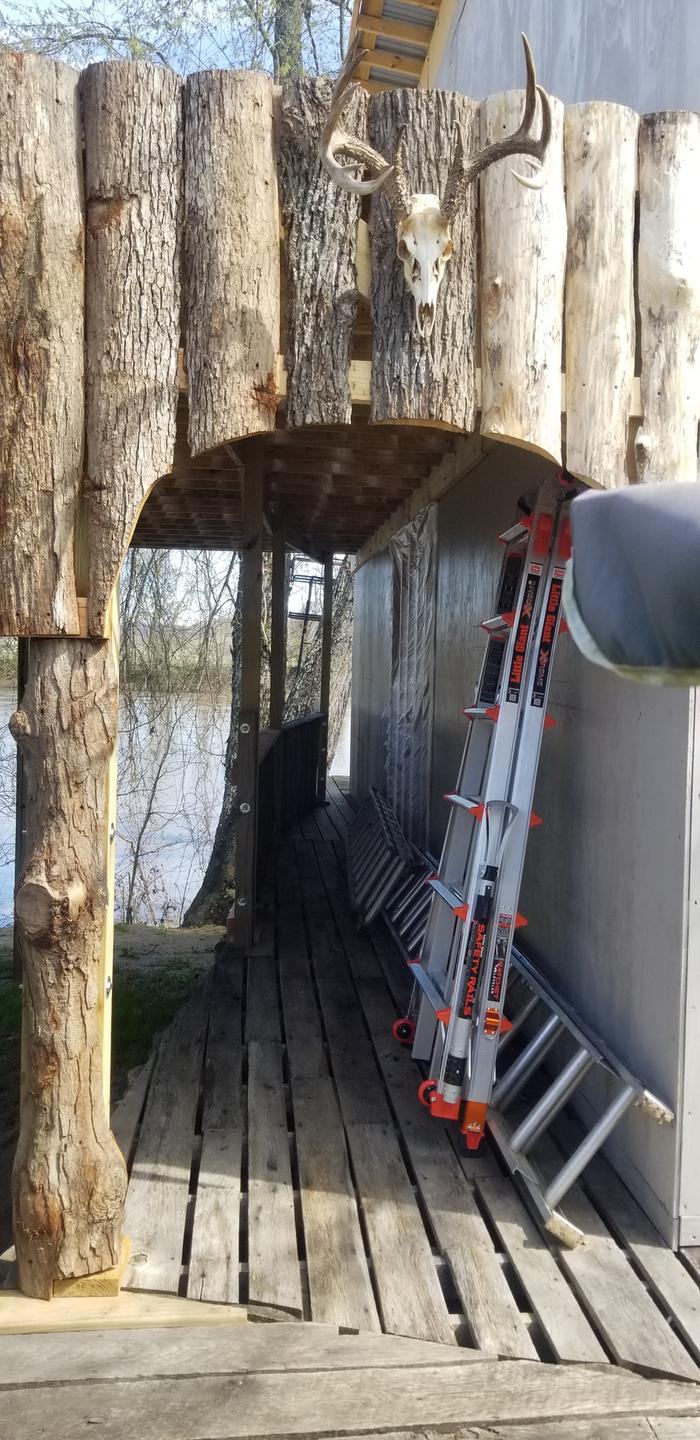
[
  {"xmin": 407, "ymin": 960, "xmax": 449, "ymax": 1018},
  {"xmin": 464, "ymin": 705, "xmax": 500, "ymax": 723},
  {"xmin": 481, "ymin": 613, "xmax": 515, "ymax": 634},
  {"xmin": 498, "ymin": 518, "xmax": 531, "ymax": 545},
  {"xmin": 444, "ymin": 793, "xmax": 483, "ymax": 816},
  {"xmin": 428, "ymin": 876, "xmax": 469, "ymax": 917}
]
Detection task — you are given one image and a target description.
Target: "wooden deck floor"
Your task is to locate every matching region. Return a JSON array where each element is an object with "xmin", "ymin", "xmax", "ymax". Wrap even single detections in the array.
[{"xmin": 117, "ymin": 779, "xmax": 700, "ymax": 1384}]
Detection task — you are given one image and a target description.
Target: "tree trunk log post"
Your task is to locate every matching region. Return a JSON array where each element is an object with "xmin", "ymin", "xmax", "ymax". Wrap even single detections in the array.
[
  {"xmin": 280, "ymin": 79, "xmax": 367, "ymax": 428},
  {"xmin": 636, "ymin": 112, "xmax": 700, "ymax": 486},
  {"xmin": 10, "ymin": 638, "xmax": 127, "ymax": 1299},
  {"xmin": 564, "ymin": 104, "xmax": 639, "ymax": 488},
  {"xmin": 82, "ymin": 62, "xmax": 182, "ymax": 637},
  {"xmin": 185, "ymin": 71, "xmax": 279, "ymax": 456},
  {"xmin": 231, "ymin": 453, "xmax": 264, "ymax": 951},
  {"xmin": 369, "ymin": 89, "xmax": 479, "ymax": 431},
  {"xmin": 269, "ymin": 526, "xmax": 287, "ymax": 732},
  {"xmin": 317, "ymin": 555, "xmax": 334, "ymax": 801},
  {"xmin": 479, "ymin": 90, "xmax": 567, "ymax": 461},
  {"xmin": 0, "ymin": 55, "xmax": 82, "ymax": 637}
]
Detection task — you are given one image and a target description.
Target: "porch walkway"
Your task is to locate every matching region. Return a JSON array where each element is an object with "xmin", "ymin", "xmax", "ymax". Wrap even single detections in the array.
[{"xmin": 118, "ymin": 780, "xmax": 700, "ymax": 1383}]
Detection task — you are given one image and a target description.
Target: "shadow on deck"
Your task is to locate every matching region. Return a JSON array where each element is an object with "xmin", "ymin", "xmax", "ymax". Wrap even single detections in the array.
[{"xmin": 117, "ymin": 780, "xmax": 700, "ymax": 1383}]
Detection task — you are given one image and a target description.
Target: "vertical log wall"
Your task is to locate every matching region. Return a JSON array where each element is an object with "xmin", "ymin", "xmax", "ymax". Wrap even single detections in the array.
[
  {"xmin": 0, "ymin": 56, "xmax": 83, "ymax": 636},
  {"xmin": 82, "ymin": 62, "xmax": 183, "ymax": 636},
  {"xmin": 369, "ymin": 89, "xmax": 479, "ymax": 431},
  {"xmin": 564, "ymin": 104, "xmax": 639, "ymax": 487},
  {"xmin": 479, "ymin": 91, "xmax": 567, "ymax": 462},
  {"xmin": 185, "ymin": 70, "xmax": 280, "ymax": 454},
  {"xmin": 636, "ymin": 112, "xmax": 700, "ymax": 486},
  {"xmin": 280, "ymin": 79, "xmax": 367, "ymax": 429}
]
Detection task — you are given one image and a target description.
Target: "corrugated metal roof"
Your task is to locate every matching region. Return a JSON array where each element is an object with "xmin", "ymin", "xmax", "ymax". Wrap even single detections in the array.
[
  {"xmin": 373, "ymin": 35, "xmax": 428, "ymax": 59},
  {"xmin": 379, "ymin": 0, "xmax": 436, "ymax": 30},
  {"xmin": 369, "ymin": 65, "xmax": 419, "ymax": 86}
]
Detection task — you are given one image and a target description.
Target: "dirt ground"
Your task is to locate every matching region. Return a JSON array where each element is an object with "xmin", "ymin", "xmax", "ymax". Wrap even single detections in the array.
[{"xmin": 0, "ymin": 923, "xmax": 220, "ymax": 1257}]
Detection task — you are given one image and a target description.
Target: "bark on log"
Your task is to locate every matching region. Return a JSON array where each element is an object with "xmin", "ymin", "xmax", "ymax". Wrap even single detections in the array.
[
  {"xmin": 280, "ymin": 79, "xmax": 366, "ymax": 429},
  {"xmin": 82, "ymin": 61, "xmax": 182, "ymax": 636},
  {"xmin": 185, "ymin": 71, "xmax": 279, "ymax": 455},
  {"xmin": 480, "ymin": 90, "xmax": 566, "ymax": 461},
  {"xmin": 10, "ymin": 638, "xmax": 127, "ymax": 1299},
  {"xmin": 564, "ymin": 103, "xmax": 638, "ymax": 488},
  {"xmin": 636, "ymin": 111, "xmax": 700, "ymax": 486},
  {"xmin": 369, "ymin": 89, "xmax": 479, "ymax": 431},
  {"xmin": 0, "ymin": 54, "xmax": 82, "ymax": 637}
]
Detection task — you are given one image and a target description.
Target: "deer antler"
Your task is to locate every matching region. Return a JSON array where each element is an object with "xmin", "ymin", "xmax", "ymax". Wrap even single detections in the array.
[
  {"xmin": 442, "ymin": 34, "xmax": 552, "ymax": 223},
  {"xmin": 319, "ymin": 47, "xmax": 411, "ymax": 219}
]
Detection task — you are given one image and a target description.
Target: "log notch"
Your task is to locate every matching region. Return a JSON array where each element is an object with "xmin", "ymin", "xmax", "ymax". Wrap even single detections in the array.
[
  {"xmin": 564, "ymin": 104, "xmax": 639, "ymax": 487},
  {"xmin": 82, "ymin": 61, "xmax": 182, "ymax": 636},
  {"xmin": 185, "ymin": 71, "xmax": 279, "ymax": 455},
  {"xmin": 0, "ymin": 54, "xmax": 82, "ymax": 637},
  {"xmin": 10, "ymin": 639, "xmax": 127, "ymax": 1299},
  {"xmin": 636, "ymin": 112, "xmax": 700, "ymax": 485},
  {"xmin": 369, "ymin": 89, "xmax": 479, "ymax": 430},
  {"xmin": 480, "ymin": 91, "xmax": 566, "ymax": 461},
  {"xmin": 280, "ymin": 79, "xmax": 367, "ymax": 428}
]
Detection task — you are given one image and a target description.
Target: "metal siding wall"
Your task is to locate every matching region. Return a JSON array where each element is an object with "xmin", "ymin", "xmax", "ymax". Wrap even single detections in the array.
[
  {"xmin": 437, "ymin": 0, "xmax": 700, "ymax": 113},
  {"xmin": 430, "ymin": 448, "xmax": 691, "ymax": 1243},
  {"xmin": 350, "ymin": 550, "xmax": 393, "ymax": 799}
]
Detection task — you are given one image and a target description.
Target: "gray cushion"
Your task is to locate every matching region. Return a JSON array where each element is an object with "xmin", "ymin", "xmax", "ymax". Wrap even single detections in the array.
[{"xmin": 563, "ymin": 483, "xmax": 700, "ymax": 685}]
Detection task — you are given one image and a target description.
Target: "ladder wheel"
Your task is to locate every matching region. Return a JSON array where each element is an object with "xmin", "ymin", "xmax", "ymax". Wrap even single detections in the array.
[
  {"xmin": 392, "ymin": 1017, "xmax": 416, "ymax": 1045},
  {"xmin": 418, "ymin": 1079, "xmax": 438, "ymax": 1108}
]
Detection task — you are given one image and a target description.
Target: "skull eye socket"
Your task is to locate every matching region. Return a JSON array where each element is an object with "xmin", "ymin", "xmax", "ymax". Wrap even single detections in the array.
[
  {"xmin": 411, "ymin": 258, "xmax": 421, "ymax": 281},
  {"xmin": 443, "ymin": 238, "xmax": 453, "ymax": 259},
  {"xmin": 397, "ymin": 237, "xmax": 409, "ymax": 261}
]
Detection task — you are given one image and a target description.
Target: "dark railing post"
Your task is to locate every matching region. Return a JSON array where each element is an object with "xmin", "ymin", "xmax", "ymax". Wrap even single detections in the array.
[
  {"xmin": 318, "ymin": 554, "xmax": 333, "ymax": 801},
  {"xmin": 269, "ymin": 523, "xmax": 286, "ymax": 732},
  {"xmin": 231, "ymin": 452, "xmax": 263, "ymax": 951}
]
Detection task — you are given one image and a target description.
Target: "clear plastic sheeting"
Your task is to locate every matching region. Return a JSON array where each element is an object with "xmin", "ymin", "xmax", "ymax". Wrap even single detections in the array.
[{"xmin": 386, "ymin": 504, "xmax": 437, "ymax": 848}]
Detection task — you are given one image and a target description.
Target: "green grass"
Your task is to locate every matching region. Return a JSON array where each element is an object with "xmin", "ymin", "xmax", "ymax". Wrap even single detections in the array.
[
  {"xmin": 0, "ymin": 939, "xmax": 204, "ymax": 1076},
  {"xmin": 0, "ymin": 943, "xmax": 20, "ymax": 1040},
  {"xmin": 111, "ymin": 963, "xmax": 205, "ymax": 1076}
]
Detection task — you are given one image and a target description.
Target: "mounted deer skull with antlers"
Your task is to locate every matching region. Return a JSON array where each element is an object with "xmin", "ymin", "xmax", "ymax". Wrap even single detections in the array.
[{"xmin": 320, "ymin": 34, "xmax": 552, "ymax": 339}]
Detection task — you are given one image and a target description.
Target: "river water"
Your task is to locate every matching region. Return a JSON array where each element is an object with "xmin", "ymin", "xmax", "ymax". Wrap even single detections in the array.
[{"xmin": 0, "ymin": 686, "xmax": 230, "ymax": 927}]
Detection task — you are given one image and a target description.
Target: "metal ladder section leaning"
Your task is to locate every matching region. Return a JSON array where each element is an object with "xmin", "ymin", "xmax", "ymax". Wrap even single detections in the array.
[
  {"xmin": 385, "ymin": 470, "xmax": 674, "ymax": 1246},
  {"xmin": 406, "ymin": 472, "xmax": 576, "ymax": 1139}
]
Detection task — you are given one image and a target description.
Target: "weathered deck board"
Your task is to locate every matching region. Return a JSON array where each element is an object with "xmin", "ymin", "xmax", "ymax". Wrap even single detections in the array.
[
  {"xmin": 476, "ymin": 1175, "xmax": 608, "ymax": 1364},
  {"xmin": 0, "ymin": 1322, "xmax": 489, "ymax": 1386},
  {"xmin": 533, "ymin": 1134, "xmax": 700, "ymax": 1381},
  {"xmin": 187, "ymin": 964, "xmax": 244, "ymax": 1305},
  {"xmin": 124, "ymin": 980, "xmax": 211, "ymax": 1293},
  {"xmin": 6, "ymin": 1360, "xmax": 700, "ymax": 1439},
  {"xmin": 276, "ymin": 867, "xmax": 380, "ymax": 1332},
  {"xmin": 117, "ymin": 817, "xmax": 700, "ymax": 1378},
  {"xmin": 247, "ymin": 1037, "xmax": 303, "ymax": 1317},
  {"xmin": 291, "ymin": 1077, "xmax": 381, "ymax": 1333},
  {"xmin": 349, "ymin": 1001, "xmax": 535, "ymax": 1356},
  {"xmin": 578, "ymin": 1153, "xmax": 700, "ymax": 1365},
  {"xmin": 293, "ymin": 843, "xmax": 456, "ymax": 1347}
]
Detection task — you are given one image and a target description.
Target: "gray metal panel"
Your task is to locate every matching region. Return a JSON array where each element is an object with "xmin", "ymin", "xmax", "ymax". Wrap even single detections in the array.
[
  {"xmin": 679, "ymin": 688, "xmax": 700, "ymax": 1245},
  {"xmin": 350, "ymin": 550, "xmax": 393, "ymax": 800},
  {"xmin": 436, "ymin": 0, "xmax": 700, "ymax": 112}
]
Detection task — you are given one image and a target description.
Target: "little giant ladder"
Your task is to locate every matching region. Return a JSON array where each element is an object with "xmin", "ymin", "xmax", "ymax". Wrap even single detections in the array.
[{"xmin": 400, "ymin": 471, "xmax": 676, "ymax": 1245}]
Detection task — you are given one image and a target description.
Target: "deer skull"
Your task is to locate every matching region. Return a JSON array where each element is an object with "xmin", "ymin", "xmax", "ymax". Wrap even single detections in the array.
[
  {"xmin": 396, "ymin": 195, "xmax": 454, "ymax": 339},
  {"xmin": 320, "ymin": 34, "xmax": 551, "ymax": 341}
]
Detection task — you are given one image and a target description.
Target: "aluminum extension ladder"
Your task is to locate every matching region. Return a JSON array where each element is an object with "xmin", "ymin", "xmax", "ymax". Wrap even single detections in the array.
[
  {"xmin": 393, "ymin": 472, "xmax": 674, "ymax": 1245},
  {"xmin": 408, "ymin": 472, "xmax": 575, "ymax": 1140}
]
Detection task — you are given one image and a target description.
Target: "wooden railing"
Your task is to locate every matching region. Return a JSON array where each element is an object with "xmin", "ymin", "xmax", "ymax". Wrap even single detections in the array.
[{"xmin": 256, "ymin": 712, "xmax": 324, "ymax": 884}]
